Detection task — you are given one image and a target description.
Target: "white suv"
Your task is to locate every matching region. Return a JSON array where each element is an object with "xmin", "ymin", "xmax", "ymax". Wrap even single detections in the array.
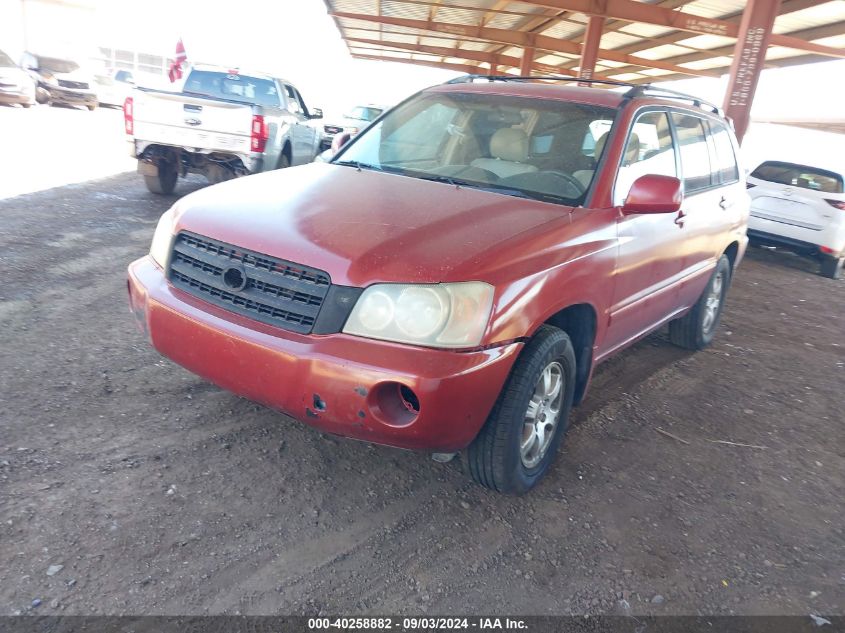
[{"xmin": 747, "ymin": 160, "xmax": 845, "ymax": 279}]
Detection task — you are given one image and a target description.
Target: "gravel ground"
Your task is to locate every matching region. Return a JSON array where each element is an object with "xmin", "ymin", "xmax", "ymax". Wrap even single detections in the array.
[{"xmin": 0, "ymin": 109, "xmax": 843, "ymax": 617}]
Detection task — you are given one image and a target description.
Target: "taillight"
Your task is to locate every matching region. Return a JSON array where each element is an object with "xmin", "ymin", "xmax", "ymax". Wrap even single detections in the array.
[
  {"xmin": 824, "ymin": 198, "xmax": 845, "ymax": 210},
  {"xmin": 820, "ymin": 246, "xmax": 836, "ymax": 254},
  {"xmin": 251, "ymin": 114, "xmax": 268, "ymax": 152},
  {"xmin": 123, "ymin": 96, "xmax": 133, "ymax": 135}
]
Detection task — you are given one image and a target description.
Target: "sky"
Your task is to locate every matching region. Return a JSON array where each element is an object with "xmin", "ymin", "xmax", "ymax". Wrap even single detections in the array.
[{"xmin": 5, "ymin": 0, "xmax": 844, "ymax": 168}]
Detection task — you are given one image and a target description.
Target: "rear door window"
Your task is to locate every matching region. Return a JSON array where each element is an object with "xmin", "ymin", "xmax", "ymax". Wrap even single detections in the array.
[
  {"xmin": 708, "ymin": 122, "xmax": 739, "ymax": 185},
  {"xmin": 614, "ymin": 111, "xmax": 677, "ymax": 206},
  {"xmin": 671, "ymin": 113, "xmax": 712, "ymax": 194},
  {"xmin": 750, "ymin": 161, "xmax": 844, "ymax": 193}
]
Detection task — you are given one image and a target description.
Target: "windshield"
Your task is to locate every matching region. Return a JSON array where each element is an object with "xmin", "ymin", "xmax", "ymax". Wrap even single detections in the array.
[
  {"xmin": 345, "ymin": 106, "xmax": 383, "ymax": 122},
  {"xmin": 39, "ymin": 57, "xmax": 80, "ymax": 73},
  {"xmin": 334, "ymin": 91, "xmax": 615, "ymax": 206},
  {"xmin": 183, "ymin": 70, "xmax": 280, "ymax": 108},
  {"xmin": 0, "ymin": 50, "xmax": 14, "ymax": 67}
]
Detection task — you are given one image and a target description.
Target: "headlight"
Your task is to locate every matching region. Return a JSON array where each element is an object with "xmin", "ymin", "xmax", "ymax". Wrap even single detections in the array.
[
  {"xmin": 149, "ymin": 208, "xmax": 175, "ymax": 269},
  {"xmin": 343, "ymin": 282, "xmax": 494, "ymax": 348}
]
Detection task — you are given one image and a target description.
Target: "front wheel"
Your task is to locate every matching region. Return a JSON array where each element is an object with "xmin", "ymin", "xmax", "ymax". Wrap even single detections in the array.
[
  {"xmin": 467, "ymin": 325, "xmax": 576, "ymax": 494},
  {"xmin": 820, "ymin": 254, "xmax": 843, "ymax": 280},
  {"xmin": 669, "ymin": 255, "xmax": 731, "ymax": 350}
]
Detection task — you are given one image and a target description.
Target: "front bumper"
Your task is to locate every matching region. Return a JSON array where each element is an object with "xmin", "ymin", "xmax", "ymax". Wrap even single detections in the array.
[
  {"xmin": 46, "ymin": 86, "xmax": 97, "ymax": 106},
  {"xmin": 0, "ymin": 86, "xmax": 34, "ymax": 105},
  {"xmin": 127, "ymin": 256, "xmax": 521, "ymax": 451}
]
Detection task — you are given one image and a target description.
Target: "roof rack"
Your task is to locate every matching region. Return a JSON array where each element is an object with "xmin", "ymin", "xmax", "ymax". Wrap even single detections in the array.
[
  {"xmin": 444, "ymin": 74, "xmax": 724, "ymax": 117},
  {"xmin": 624, "ymin": 84, "xmax": 723, "ymax": 116},
  {"xmin": 445, "ymin": 74, "xmax": 636, "ymax": 90}
]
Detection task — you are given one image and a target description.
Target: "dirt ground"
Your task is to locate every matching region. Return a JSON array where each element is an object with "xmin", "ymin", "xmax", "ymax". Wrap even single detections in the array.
[{"xmin": 1, "ymin": 160, "xmax": 843, "ymax": 616}]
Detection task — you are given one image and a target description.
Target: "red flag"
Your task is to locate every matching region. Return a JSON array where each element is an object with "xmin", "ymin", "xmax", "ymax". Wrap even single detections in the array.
[{"xmin": 168, "ymin": 38, "xmax": 187, "ymax": 83}]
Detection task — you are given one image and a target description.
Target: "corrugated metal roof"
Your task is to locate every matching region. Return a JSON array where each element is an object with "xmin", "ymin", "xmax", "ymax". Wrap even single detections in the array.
[{"xmin": 324, "ymin": 0, "xmax": 845, "ymax": 84}]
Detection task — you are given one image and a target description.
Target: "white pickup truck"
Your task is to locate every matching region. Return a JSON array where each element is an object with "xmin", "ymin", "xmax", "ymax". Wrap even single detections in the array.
[{"xmin": 124, "ymin": 64, "xmax": 323, "ymax": 194}]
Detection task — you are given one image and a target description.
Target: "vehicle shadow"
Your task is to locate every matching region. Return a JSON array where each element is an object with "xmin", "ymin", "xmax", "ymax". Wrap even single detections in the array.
[
  {"xmin": 570, "ymin": 330, "xmax": 692, "ymax": 424},
  {"xmin": 744, "ymin": 242, "xmax": 825, "ymax": 276}
]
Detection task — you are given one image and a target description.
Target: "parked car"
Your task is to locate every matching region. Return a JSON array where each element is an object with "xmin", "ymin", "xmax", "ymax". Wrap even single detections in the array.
[
  {"xmin": 319, "ymin": 103, "xmax": 387, "ymax": 149},
  {"xmin": 124, "ymin": 64, "xmax": 323, "ymax": 194},
  {"xmin": 20, "ymin": 51, "xmax": 98, "ymax": 110},
  {"xmin": 746, "ymin": 160, "xmax": 845, "ymax": 279},
  {"xmin": 0, "ymin": 49, "xmax": 36, "ymax": 108},
  {"xmin": 127, "ymin": 76, "xmax": 749, "ymax": 494},
  {"xmin": 95, "ymin": 68, "xmax": 135, "ymax": 108}
]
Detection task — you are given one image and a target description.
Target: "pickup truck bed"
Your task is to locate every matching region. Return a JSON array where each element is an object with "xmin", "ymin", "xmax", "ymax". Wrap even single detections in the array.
[{"xmin": 124, "ymin": 66, "xmax": 322, "ymax": 194}]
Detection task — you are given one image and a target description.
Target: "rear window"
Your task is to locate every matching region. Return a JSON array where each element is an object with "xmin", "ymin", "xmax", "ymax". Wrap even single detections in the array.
[
  {"xmin": 183, "ymin": 70, "xmax": 280, "ymax": 108},
  {"xmin": 750, "ymin": 161, "xmax": 843, "ymax": 194}
]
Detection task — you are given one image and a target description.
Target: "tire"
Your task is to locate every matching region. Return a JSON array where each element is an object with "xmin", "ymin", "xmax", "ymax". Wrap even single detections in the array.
[
  {"xmin": 277, "ymin": 151, "xmax": 291, "ymax": 170},
  {"xmin": 144, "ymin": 166, "xmax": 178, "ymax": 195},
  {"xmin": 21, "ymin": 103, "xmax": 31, "ymax": 109},
  {"xmin": 820, "ymin": 254, "xmax": 844, "ymax": 280},
  {"xmin": 669, "ymin": 255, "xmax": 731, "ymax": 350},
  {"xmin": 467, "ymin": 325, "xmax": 576, "ymax": 495}
]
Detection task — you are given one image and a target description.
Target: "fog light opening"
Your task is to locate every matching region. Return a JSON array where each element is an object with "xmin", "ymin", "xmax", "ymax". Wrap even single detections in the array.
[
  {"xmin": 368, "ymin": 381, "xmax": 421, "ymax": 427},
  {"xmin": 398, "ymin": 384, "xmax": 420, "ymax": 414}
]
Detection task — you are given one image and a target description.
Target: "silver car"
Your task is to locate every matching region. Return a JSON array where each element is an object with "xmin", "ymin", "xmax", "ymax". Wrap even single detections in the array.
[{"xmin": 0, "ymin": 49, "xmax": 36, "ymax": 108}]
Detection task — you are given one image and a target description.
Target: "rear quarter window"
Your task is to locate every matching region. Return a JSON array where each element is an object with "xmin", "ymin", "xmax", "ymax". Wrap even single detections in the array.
[{"xmin": 750, "ymin": 161, "xmax": 844, "ymax": 194}]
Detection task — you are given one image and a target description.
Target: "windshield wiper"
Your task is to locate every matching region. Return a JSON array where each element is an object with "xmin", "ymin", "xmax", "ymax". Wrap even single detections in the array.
[
  {"xmin": 334, "ymin": 160, "xmax": 386, "ymax": 172},
  {"xmin": 414, "ymin": 173, "xmax": 461, "ymax": 187}
]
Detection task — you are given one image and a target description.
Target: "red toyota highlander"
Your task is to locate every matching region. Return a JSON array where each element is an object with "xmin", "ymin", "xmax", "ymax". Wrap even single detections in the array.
[{"xmin": 128, "ymin": 76, "xmax": 749, "ymax": 494}]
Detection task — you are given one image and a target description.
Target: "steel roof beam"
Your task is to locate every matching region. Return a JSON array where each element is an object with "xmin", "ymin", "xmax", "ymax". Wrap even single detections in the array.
[
  {"xmin": 330, "ymin": 11, "xmax": 721, "ymax": 77},
  {"xmin": 578, "ymin": 15, "xmax": 605, "ymax": 81},
  {"xmin": 511, "ymin": 0, "xmax": 845, "ymax": 58},
  {"xmin": 346, "ymin": 36, "xmax": 591, "ymax": 77},
  {"xmin": 557, "ymin": 0, "xmax": 831, "ymax": 73},
  {"xmin": 351, "ymin": 53, "xmax": 482, "ymax": 74},
  {"xmin": 724, "ymin": 0, "xmax": 780, "ymax": 143}
]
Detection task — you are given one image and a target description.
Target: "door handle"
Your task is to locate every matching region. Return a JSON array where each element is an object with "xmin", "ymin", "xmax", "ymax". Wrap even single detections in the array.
[
  {"xmin": 719, "ymin": 196, "xmax": 732, "ymax": 210},
  {"xmin": 674, "ymin": 210, "xmax": 686, "ymax": 227}
]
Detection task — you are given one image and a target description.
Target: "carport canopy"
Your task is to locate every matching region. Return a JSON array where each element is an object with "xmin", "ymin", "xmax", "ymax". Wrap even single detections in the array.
[{"xmin": 322, "ymin": 0, "xmax": 845, "ymax": 142}]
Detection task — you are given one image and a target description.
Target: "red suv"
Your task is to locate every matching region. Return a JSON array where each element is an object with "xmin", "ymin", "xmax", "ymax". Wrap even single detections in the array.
[{"xmin": 128, "ymin": 76, "xmax": 749, "ymax": 494}]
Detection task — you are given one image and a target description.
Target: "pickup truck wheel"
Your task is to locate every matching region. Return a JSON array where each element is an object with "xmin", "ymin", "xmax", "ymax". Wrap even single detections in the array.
[
  {"xmin": 277, "ymin": 152, "xmax": 291, "ymax": 170},
  {"xmin": 820, "ymin": 254, "xmax": 844, "ymax": 279},
  {"xmin": 669, "ymin": 255, "xmax": 731, "ymax": 350},
  {"xmin": 144, "ymin": 167, "xmax": 178, "ymax": 195},
  {"xmin": 467, "ymin": 325, "xmax": 575, "ymax": 494}
]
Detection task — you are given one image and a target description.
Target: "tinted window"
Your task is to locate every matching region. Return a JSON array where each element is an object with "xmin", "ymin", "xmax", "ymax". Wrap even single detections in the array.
[
  {"xmin": 183, "ymin": 71, "xmax": 280, "ymax": 108},
  {"xmin": 614, "ymin": 111, "xmax": 677, "ymax": 206},
  {"xmin": 671, "ymin": 113, "xmax": 712, "ymax": 193},
  {"xmin": 709, "ymin": 122, "xmax": 739, "ymax": 184},
  {"xmin": 750, "ymin": 161, "xmax": 843, "ymax": 194}
]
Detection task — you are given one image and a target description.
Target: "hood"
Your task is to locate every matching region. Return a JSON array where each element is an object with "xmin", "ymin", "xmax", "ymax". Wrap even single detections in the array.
[{"xmin": 172, "ymin": 163, "xmax": 574, "ymax": 287}]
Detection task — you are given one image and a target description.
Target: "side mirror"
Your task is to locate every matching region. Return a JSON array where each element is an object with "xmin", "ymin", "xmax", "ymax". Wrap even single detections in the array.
[
  {"xmin": 331, "ymin": 131, "xmax": 353, "ymax": 153},
  {"xmin": 310, "ymin": 107, "xmax": 323, "ymax": 120},
  {"xmin": 622, "ymin": 174, "xmax": 683, "ymax": 214}
]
